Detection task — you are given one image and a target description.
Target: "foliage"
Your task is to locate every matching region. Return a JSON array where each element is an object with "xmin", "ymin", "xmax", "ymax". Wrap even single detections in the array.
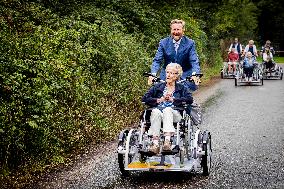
[
  {"xmin": 0, "ymin": 1, "xmax": 151, "ymax": 179},
  {"xmin": 256, "ymin": 0, "xmax": 284, "ymax": 52}
]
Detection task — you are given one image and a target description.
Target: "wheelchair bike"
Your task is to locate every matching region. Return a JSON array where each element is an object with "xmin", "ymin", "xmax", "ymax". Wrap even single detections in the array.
[
  {"xmin": 261, "ymin": 61, "xmax": 283, "ymax": 80},
  {"xmin": 221, "ymin": 61, "xmax": 241, "ymax": 79},
  {"xmin": 235, "ymin": 62, "xmax": 264, "ymax": 86},
  {"xmin": 117, "ymin": 73, "xmax": 212, "ymax": 176}
]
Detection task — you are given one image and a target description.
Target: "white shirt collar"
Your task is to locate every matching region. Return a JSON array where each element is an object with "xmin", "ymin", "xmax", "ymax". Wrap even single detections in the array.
[{"xmin": 173, "ymin": 37, "xmax": 182, "ymax": 45}]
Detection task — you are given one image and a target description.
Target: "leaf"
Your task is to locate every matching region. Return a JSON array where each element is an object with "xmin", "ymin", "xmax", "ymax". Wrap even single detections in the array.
[{"xmin": 28, "ymin": 121, "xmax": 38, "ymax": 129}]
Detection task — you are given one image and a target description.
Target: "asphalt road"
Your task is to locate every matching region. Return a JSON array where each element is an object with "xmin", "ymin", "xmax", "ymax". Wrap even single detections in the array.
[{"xmin": 34, "ymin": 73, "xmax": 284, "ymax": 189}]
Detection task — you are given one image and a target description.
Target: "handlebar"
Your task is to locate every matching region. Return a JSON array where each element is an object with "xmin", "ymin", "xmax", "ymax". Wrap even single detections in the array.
[
  {"xmin": 144, "ymin": 72, "xmax": 203, "ymax": 85},
  {"xmin": 143, "ymin": 72, "xmax": 163, "ymax": 83},
  {"xmin": 142, "ymin": 105, "xmax": 188, "ymax": 111}
]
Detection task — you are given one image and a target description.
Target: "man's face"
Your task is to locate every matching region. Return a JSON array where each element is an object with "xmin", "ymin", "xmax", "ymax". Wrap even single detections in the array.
[{"xmin": 171, "ymin": 23, "xmax": 184, "ymax": 41}]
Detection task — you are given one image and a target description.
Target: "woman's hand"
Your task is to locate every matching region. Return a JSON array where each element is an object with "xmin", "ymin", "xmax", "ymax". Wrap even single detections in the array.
[
  {"xmin": 157, "ymin": 93, "xmax": 173, "ymax": 103},
  {"xmin": 157, "ymin": 96, "xmax": 165, "ymax": 103},
  {"xmin": 164, "ymin": 93, "xmax": 174, "ymax": 102}
]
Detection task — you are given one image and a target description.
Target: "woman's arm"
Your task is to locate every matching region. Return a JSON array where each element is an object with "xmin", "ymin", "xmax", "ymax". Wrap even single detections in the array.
[
  {"xmin": 173, "ymin": 86, "xmax": 193, "ymax": 106},
  {"xmin": 142, "ymin": 86, "xmax": 159, "ymax": 107}
]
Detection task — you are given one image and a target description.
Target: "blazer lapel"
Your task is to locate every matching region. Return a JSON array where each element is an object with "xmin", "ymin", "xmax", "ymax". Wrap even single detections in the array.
[
  {"xmin": 176, "ymin": 37, "xmax": 186, "ymax": 61},
  {"xmin": 168, "ymin": 37, "xmax": 175, "ymax": 54},
  {"xmin": 167, "ymin": 37, "xmax": 176, "ymax": 61}
]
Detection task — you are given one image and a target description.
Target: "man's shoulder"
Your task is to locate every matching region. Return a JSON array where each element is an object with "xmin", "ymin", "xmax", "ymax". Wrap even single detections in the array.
[
  {"xmin": 182, "ymin": 36, "xmax": 194, "ymax": 43},
  {"xmin": 160, "ymin": 36, "xmax": 172, "ymax": 43}
]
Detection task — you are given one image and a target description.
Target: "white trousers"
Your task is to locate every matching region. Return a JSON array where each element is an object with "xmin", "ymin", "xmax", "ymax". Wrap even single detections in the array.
[{"xmin": 148, "ymin": 107, "xmax": 182, "ymax": 136}]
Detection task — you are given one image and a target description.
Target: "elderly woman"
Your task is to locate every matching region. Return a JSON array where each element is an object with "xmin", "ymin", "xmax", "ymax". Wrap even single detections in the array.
[
  {"xmin": 262, "ymin": 47, "xmax": 275, "ymax": 70},
  {"xmin": 243, "ymin": 52, "xmax": 257, "ymax": 81},
  {"xmin": 142, "ymin": 63, "xmax": 193, "ymax": 154},
  {"xmin": 228, "ymin": 48, "xmax": 239, "ymax": 74}
]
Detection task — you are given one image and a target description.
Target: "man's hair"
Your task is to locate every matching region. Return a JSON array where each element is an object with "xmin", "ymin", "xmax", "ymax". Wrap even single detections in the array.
[
  {"xmin": 166, "ymin": 63, "xmax": 183, "ymax": 79},
  {"xmin": 170, "ymin": 19, "xmax": 185, "ymax": 30},
  {"xmin": 246, "ymin": 51, "xmax": 252, "ymax": 57}
]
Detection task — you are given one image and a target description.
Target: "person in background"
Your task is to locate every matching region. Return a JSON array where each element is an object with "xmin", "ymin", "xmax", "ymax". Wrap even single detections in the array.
[
  {"xmin": 261, "ymin": 40, "xmax": 275, "ymax": 56},
  {"xmin": 148, "ymin": 19, "xmax": 201, "ymax": 91},
  {"xmin": 243, "ymin": 40, "xmax": 258, "ymax": 58},
  {"xmin": 262, "ymin": 47, "xmax": 275, "ymax": 71},
  {"xmin": 142, "ymin": 63, "xmax": 193, "ymax": 154},
  {"xmin": 243, "ymin": 52, "xmax": 257, "ymax": 81},
  {"xmin": 227, "ymin": 48, "xmax": 239, "ymax": 74},
  {"xmin": 228, "ymin": 38, "xmax": 242, "ymax": 60}
]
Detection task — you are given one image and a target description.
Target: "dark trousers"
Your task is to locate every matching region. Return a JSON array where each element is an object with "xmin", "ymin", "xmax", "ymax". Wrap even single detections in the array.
[
  {"xmin": 244, "ymin": 67, "xmax": 254, "ymax": 77},
  {"xmin": 264, "ymin": 61, "xmax": 274, "ymax": 70}
]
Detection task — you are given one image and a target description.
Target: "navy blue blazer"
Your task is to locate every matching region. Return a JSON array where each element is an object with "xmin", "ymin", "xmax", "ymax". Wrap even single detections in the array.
[
  {"xmin": 151, "ymin": 36, "xmax": 200, "ymax": 81},
  {"xmin": 142, "ymin": 82, "xmax": 193, "ymax": 107}
]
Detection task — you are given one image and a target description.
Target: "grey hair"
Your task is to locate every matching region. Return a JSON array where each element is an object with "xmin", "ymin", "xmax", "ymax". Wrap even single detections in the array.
[
  {"xmin": 166, "ymin": 63, "xmax": 183, "ymax": 79},
  {"xmin": 246, "ymin": 51, "xmax": 252, "ymax": 57},
  {"xmin": 170, "ymin": 19, "xmax": 185, "ymax": 30}
]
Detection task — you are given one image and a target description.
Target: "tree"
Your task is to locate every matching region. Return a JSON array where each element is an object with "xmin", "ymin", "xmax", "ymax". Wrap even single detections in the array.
[{"xmin": 256, "ymin": 0, "xmax": 284, "ymax": 52}]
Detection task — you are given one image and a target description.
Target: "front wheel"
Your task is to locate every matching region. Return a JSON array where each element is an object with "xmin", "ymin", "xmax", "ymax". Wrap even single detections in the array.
[
  {"xmin": 201, "ymin": 131, "xmax": 212, "ymax": 176},
  {"xmin": 118, "ymin": 129, "xmax": 137, "ymax": 176},
  {"xmin": 179, "ymin": 148, "xmax": 185, "ymax": 167},
  {"xmin": 118, "ymin": 153, "xmax": 130, "ymax": 176}
]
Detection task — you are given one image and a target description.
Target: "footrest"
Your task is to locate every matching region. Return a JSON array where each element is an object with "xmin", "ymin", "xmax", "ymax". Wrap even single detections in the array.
[
  {"xmin": 139, "ymin": 150, "xmax": 156, "ymax": 157},
  {"xmin": 161, "ymin": 145, "xmax": 180, "ymax": 155}
]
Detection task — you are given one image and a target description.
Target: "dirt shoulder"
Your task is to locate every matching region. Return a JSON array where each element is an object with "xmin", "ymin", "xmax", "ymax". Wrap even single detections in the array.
[{"xmin": 193, "ymin": 76, "xmax": 222, "ymax": 104}]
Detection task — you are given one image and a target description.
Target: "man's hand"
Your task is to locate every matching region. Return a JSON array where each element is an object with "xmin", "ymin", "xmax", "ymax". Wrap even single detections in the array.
[
  {"xmin": 148, "ymin": 76, "xmax": 154, "ymax": 85},
  {"xmin": 191, "ymin": 76, "xmax": 201, "ymax": 86}
]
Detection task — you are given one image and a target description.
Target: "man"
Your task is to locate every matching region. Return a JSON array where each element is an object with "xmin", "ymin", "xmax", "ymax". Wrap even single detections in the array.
[
  {"xmin": 228, "ymin": 38, "xmax": 242, "ymax": 60},
  {"xmin": 243, "ymin": 40, "xmax": 258, "ymax": 57},
  {"xmin": 261, "ymin": 40, "xmax": 275, "ymax": 56},
  {"xmin": 148, "ymin": 19, "xmax": 201, "ymax": 91}
]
